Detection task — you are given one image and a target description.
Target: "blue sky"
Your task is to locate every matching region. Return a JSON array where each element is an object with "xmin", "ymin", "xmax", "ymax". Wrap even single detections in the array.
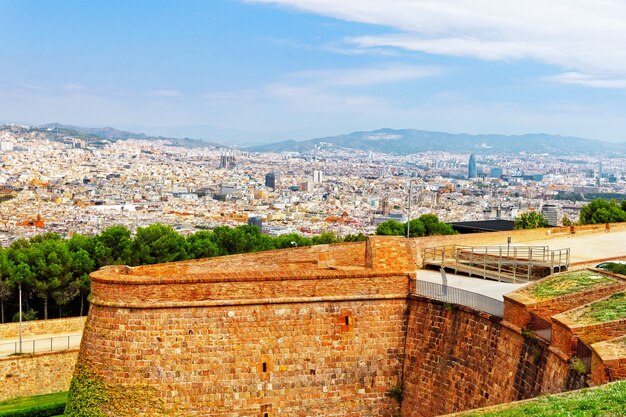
[{"xmin": 1, "ymin": 0, "xmax": 626, "ymax": 143}]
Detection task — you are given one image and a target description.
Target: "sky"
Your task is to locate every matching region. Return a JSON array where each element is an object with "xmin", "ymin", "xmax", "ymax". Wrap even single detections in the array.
[{"xmin": 1, "ymin": 0, "xmax": 626, "ymax": 144}]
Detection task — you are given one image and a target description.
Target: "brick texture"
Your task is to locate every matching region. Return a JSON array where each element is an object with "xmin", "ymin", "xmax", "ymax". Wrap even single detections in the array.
[
  {"xmin": 0, "ymin": 317, "xmax": 86, "ymax": 340},
  {"xmin": 401, "ymin": 296, "xmax": 576, "ymax": 417},
  {"xmin": 0, "ymin": 350, "xmax": 78, "ymax": 401}
]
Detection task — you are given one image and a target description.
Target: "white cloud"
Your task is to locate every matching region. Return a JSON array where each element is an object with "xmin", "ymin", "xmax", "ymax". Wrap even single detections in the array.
[
  {"xmin": 287, "ymin": 64, "xmax": 442, "ymax": 87},
  {"xmin": 248, "ymin": 0, "xmax": 626, "ymax": 85},
  {"xmin": 547, "ymin": 72, "xmax": 626, "ymax": 89}
]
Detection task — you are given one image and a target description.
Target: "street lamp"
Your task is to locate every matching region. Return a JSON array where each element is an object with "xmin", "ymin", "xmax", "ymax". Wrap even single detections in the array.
[
  {"xmin": 18, "ymin": 283, "xmax": 22, "ymax": 355},
  {"xmin": 406, "ymin": 179, "xmax": 418, "ymax": 238}
]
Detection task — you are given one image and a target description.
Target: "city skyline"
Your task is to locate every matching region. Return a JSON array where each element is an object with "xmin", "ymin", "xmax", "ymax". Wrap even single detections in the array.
[{"xmin": 2, "ymin": 1, "xmax": 626, "ymax": 143}]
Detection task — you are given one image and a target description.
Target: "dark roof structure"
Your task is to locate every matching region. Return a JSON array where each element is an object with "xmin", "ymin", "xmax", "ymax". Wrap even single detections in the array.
[{"xmin": 450, "ymin": 219, "xmax": 516, "ymax": 234}]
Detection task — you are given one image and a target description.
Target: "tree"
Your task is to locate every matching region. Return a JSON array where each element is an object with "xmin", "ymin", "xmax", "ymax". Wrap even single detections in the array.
[
  {"xmin": 406, "ymin": 218, "xmax": 426, "ymax": 237},
  {"xmin": 343, "ymin": 233, "xmax": 367, "ymax": 242},
  {"xmin": 93, "ymin": 226, "xmax": 133, "ymax": 267},
  {"xmin": 312, "ymin": 232, "xmax": 340, "ymax": 245},
  {"xmin": 9, "ymin": 261, "xmax": 35, "ymax": 323},
  {"xmin": 418, "ymin": 214, "xmax": 456, "ymax": 236},
  {"xmin": 28, "ymin": 239, "xmax": 73, "ymax": 319},
  {"xmin": 561, "ymin": 215, "xmax": 572, "ymax": 227},
  {"xmin": 186, "ymin": 231, "xmax": 220, "ymax": 259},
  {"xmin": 0, "ymin": 251, "xmax": 12, "ymax": 323},
  {"xmin": 376, "ymin": 220, "xmax": 405, "ymax": 236},
  {"xmin": 69, "ymin": 249, "xmax": 95, "ymax": 316},
  {"xmin": 514, "ymin": 212, "xmax": 549, "ymax": 230},
  {"xmin": 132, "ymin": 223, "xmax": 189, "ymax": 265},
  {"xmin": 579, "ymin": 199, "xmax": 626, "ymax": 225}
]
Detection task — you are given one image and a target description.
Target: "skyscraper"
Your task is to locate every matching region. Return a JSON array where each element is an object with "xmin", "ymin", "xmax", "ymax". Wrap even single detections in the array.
[
  {"xmin": 541, "ymin": 204, "xmax": 558, "ymax": 227},
  {"xmin": 313, "ymin": 170, "xmax": 323, "ymax": 183},
  {"xmin": 265, "ymin": 173, "xmax": 276, "ymax": 190},
  {"xmin": 468, "ymin": 154, "xmax": 477, "ymax": 179}
]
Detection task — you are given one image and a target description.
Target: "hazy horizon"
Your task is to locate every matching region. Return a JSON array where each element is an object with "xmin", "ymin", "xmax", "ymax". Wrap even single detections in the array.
[{"xmin": 2, "ymin": 1, "xmax": 626, "ymax": 143}]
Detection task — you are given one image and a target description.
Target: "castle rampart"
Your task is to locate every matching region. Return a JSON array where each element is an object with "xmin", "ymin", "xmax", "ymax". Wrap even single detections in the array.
[{"xmin": 66, "ymin": 233, "xmax": 626, "ymax": 416}]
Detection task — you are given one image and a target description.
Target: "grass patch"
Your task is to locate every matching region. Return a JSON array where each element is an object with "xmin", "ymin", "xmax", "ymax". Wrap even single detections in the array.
[
  {"xmin": 0, "ymin": 392, "xmax": 67, "ymax": 413},
  {"xmin": 0, "ymin": 392, "xmax": 67, "ymax": 417},
  {"xmin": 578, "ymin": 292, "xmax": 626, "ymax": 324},
  {"xmin": 531, "ymin": 271, "xmax": 616, "ymax": 300},
  {"xmin": 464, "ymin": 380, "xmax": 626, "ymax": 416}
]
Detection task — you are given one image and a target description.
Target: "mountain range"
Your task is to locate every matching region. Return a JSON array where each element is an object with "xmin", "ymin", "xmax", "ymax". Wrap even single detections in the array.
[
  {"xmin": 4, "ymin": 123, "xmax": 625, "ymax": 155},
  {"xmin": 246, "ymin": 128, "xmax": 626, "ymax": 155},
  {"xmin": 38, "ymin": 123, "xmax": 218, "ymax": 148}
]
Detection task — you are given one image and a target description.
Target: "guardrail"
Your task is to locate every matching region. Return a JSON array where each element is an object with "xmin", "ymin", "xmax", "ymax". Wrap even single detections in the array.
[
  {"xmin": 0, "ymin": 334, "xmax": 82, "ymax": 356},
  {"xmin": 413, "ymin": 279, "xmax": 505, "ymax": 317},
  {"xmin": 423, "ymin": 245, "xmax": 570, "ymax": 282}
]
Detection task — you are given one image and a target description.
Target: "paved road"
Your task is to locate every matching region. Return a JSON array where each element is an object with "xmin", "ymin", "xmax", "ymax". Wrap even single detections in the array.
[{"xmin": 0, "ymin": 332, "xmax": 82, "ymax": 357}]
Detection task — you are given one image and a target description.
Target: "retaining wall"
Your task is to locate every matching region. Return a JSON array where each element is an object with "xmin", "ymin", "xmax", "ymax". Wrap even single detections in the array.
[
  {"xmin": 0, "ymin": 317, "xmax": 86, "ymax": 340},
  {"xmin": 401, "ymin": 296, "xmax": 582, "ymax": 417},
  {"xmin": 0, "ymin": 350, "xmax": 78, "ymax": 401}
]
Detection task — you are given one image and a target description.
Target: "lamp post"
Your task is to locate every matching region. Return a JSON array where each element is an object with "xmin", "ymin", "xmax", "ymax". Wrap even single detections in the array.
[
  {"xmin": 18, "ymin": 283, "xmax": 22, "ymax": 355},
  {"xmin": 406, "ymin": 179, "xmax": 418, "ymax": 238}
]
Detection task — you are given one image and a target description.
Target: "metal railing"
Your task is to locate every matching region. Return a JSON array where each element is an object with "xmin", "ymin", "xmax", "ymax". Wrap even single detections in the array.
[
  {"xmin": 423, "ymin": 245, "xmax": 570, "ymax": 282},
  {"xmin": 0, "ymin": 334, "xmax": 82, "ymax": 356},
  {"xmin": 413, "ymin": 279, "xmax": 504, "ymax": 317}
]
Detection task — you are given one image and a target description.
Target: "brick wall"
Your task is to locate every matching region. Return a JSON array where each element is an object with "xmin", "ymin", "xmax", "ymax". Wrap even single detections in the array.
[
  {"xmin": 504, "ymin": 271, "xmax": 626, "ymax": 329},
  {"xmin": 0, "ymin": 317, "xmax": 86, "ymax": 340},
  {"xmin": 74, "ymin": 300, "xmax": 407, "ymax": 416},
  {"xmin": 0, "ymin": 350, "xmax": 78, "ymax": 401},
  {"xmin": 590, "ymin": 337, "xmax": 626, "ymax": 385},
  {"xmin": 401, "ymin": 296, "xmax": 576, "ymax": 417},
  {"xmin": 552, "ymin": 316, "xmax": 626, "ymax": 357},
  {"xmin": 67, "ymin": 235, "xmax": 598, "ymax": 416}
]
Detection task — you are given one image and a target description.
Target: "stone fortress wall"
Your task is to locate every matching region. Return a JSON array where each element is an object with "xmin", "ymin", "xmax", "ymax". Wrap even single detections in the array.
[{"xmin": 65, "ymin": 225, "xmax": 626, "ymax": 416}]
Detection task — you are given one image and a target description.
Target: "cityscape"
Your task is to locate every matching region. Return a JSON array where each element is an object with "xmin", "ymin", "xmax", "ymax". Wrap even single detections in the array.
[
  {"xmin": 1, "ymin": 123, "xmax": 624, "ymax": 247},
  {"xmin": 2, "ymin": 1, "xmax": 626, "ymax": 417}
]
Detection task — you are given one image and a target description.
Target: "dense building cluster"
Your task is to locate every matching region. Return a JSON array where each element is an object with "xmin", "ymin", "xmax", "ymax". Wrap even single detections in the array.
[{"xmin": 0, "ymin": 124, "xmax": 625, "ymax": 246}]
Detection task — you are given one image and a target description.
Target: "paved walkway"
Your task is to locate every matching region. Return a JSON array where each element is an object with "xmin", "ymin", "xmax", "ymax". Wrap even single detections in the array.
[
  {"xmin": 415, "ymin": 230, "xmax": 626, "ymax": 301},
  {"xmin": 0, "ymin": 332, "xmax": 82, "ymax": 357},
  {"xmin": 521, "ymin": 230, "xmax": 626, "ymax": 264},
  {"xmin": 416, "ymin": 269, "xmax": 528, "ymax": 301}
]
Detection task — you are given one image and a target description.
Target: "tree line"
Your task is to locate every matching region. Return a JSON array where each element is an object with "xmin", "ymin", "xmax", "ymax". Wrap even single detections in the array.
[
  {"xmin": 375, "ymin": 214, "xmax": 456, "ymax": 237},
  {"xmin": 0, "ymin": 224, "xmax": 365, "ymax": 323},
  {"xmin": 514, "ymin": 198, "xmax": 626, "ymax": 229}
]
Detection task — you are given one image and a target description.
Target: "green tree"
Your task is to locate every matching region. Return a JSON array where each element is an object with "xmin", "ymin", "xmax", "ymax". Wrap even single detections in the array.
[
  {"xmin": 186, "ymin": 231, "xmax": 220, "ymax": 259},
  {"xmin": 312, "ymin": 232, "xmax": 340, "ymax": 245},
  {"xmin": 579, "ymin": 199, "xmax": 626, "ymax": 225},
  {"xmin": 9, "ymin": 261, "xmax": 35, "ymax": 323},
  {"xmin": 271, "ymin": 233, "xmax": 312, "ymax": 250},
  {"xmin": 561, "ymin": 214, "xmax": 572, "ymax": 227},
  {"xmin": 417, "ymin": 214, "xmax": 456, "ymax": 236},
  {"xmin": 0, "ymin": 250, "xmax": 12, "ymax": 323},
  {"xmin": 93, "ymin": 226, "xmax": 133, "ymax": 267},
  {"xmin": 132, "ymin": 223, "xmax": 189, "ymax": 265},
  {"xmin": 342, "ymin": 233, "xmax": 367, "ymax": 242},
  {"xmin": 210, "ymin": 225, "xmax": 275, "ymax": 254},
  {"xmin": 406, "ymin": 218, "xmax": 426, "ymax": 237},
  {"xmin": 70, "ymin": 249, "xmax": 95, "ymax": 316},
  {"xmin": 376, "ymin": 220, "xmax": 405, "ymax": 236},
  {"xmin": 514, "ymin": 212, "xmax": 549, "ymax": 229},
  {"xmin": 29, "ymin": 239, "xmax": 74, "ymax": 319}
]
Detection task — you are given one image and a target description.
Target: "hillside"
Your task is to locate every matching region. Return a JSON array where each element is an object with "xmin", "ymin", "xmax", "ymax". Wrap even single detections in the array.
[
  {"xmin": 247, "ymin": 128, "xmax": 626, "ymax": 155},
  {"xmin": 37, "ymin": 123, "xmax": 219, "ymax": 148}
]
